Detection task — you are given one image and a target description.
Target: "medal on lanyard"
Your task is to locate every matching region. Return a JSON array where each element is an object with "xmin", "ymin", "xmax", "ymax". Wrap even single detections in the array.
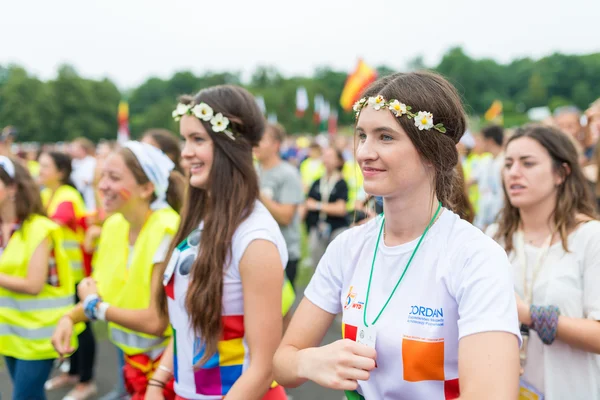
[
  {"xmin": 361, "ymin": 202, "xmax": 442, "ymax": 349},
  {"xmin": 514, "ymin": 231, "xmax": 553, "ymax": 366}
]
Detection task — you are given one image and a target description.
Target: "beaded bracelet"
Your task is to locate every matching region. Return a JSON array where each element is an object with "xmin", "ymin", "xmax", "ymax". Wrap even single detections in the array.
[{"xmin": 530, "ymin": 305, "xmax": 560, "ymax": 345}]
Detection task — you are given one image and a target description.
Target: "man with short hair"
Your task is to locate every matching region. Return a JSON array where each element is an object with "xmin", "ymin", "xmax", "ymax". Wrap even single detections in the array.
[
  {"xmin": 0, "ymin": 126, "xmax": 17, "ymax": 157},
  {"xmin": 254, "ymin": 123, "xmax": 304, "ymax": 287},
  {"xmin": 554, "ymin": 105, "xmax": 593, "ymax": 160},
  {"xmin": 474, "ymin": 125, "xmax": 504, "ymax": 230}
]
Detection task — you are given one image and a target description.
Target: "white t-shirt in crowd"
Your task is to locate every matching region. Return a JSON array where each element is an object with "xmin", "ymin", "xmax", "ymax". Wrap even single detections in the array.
[
  {"xmin": 166, "ymin": 201, "xmax": 288, "ymax": 399},
  {"xmin": 487, "ymin": 222, "xmax": 600, "ymax": 400},
  {"xmin": 71, "ymin": 155, "xmax": 97, "ymax": 211},
  {"xmin": 305, "ymin": 209, "xmax": 521, "ymax": 399}
]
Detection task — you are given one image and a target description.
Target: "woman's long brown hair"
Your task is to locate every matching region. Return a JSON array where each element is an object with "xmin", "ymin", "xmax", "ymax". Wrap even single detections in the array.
[
  {"xmin": 495, "ymin": 124, "xmax": 597, "ymax": 252},
  {"xmin": 158, "ymin": 85, "xmax": 264, "ymax": 365},
  {"xmin": 0, "ymin": 157, "xmax": 46, "ymax": 222}
]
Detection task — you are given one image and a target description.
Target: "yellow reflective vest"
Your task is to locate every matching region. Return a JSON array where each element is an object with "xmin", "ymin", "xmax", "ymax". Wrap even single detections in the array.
[
  {"xmin": 93, "ymin": 208, "xmax": 179, "ymax": 357},
  {"xmin": 42, "ymin": 185, "xmax": 87, "ymax": 283},
  {"xmin": 0, "ymin": 215, "xmax": 79, "ymax": 360},
  {"xmin": 299, "ymin": 158, "xmax": 325, "ymax": 191}
]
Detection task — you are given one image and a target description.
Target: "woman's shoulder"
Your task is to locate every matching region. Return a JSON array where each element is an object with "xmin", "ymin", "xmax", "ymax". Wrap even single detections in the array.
[
  {"xmin": 571, "ymin": 218, "xmax": 600, "ymax": 246},
  {"xmin": 24, "ymin": 213, "xmax": 57, "ymax": 229},
  {"xmin": 441, "ymin": 212, "xmax": 508, "ymax": 262},
  {"xmin": 235, "ymin": 201, "xmax": 283, "ymax": 238},
  {"xmin": 102, "ymin": 213, "xmax": 128, "ymax": 230}
]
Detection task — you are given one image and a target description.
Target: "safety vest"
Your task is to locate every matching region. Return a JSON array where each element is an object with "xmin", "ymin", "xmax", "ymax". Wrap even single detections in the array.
[
  {"xmin": 300, "ymin": 158, "xmax": 325, "ymax": 190},
  {"xmin": 27, "ymin": 160, "xmax": 40, "ymax": 179},
  {"xmin": 343, "ymin": 160, "xmax": 363, "ymax": 212},
  {"xmin": 42, "ymin": 185, "xmax": 87, "ymax": 282},
  {"xmin": 0, "ymin": 215, "xmax": 81, "ymax": 360},
  {"xmin": 93, "ymin": 208, "xmax": 179, "ymax": 357}
]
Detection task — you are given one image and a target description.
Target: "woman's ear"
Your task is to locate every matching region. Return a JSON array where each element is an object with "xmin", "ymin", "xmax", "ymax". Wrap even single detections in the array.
[
  {"xmin": 141, "ymin": 182, "xmax": 155, "ymax": 201},
  {"xmin": 556, "ymin": 162, "xmax": 572, "ymax": 186}
]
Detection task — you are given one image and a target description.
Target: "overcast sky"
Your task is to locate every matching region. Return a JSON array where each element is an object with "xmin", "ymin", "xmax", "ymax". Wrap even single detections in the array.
[{"xmin": 1, "ymin": 0, "xmax": 597, "ymax": 89}]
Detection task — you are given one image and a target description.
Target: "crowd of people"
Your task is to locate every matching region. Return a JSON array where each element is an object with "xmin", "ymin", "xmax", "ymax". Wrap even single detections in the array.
[{"xmin": 0, "ymin": 71, "xmax": 598, "ymax": 400}]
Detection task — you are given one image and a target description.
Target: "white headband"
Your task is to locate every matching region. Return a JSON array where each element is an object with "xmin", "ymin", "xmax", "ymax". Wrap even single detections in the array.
[
  {"xmin": 124, "ymin": 141, "xmax": 175, "ymax": 210},
  {"xmin": 0, "ymin": 156, "xmax": 15, "ymax": 179}
]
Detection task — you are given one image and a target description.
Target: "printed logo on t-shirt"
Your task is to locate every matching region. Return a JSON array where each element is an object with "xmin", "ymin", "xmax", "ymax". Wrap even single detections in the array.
[
  {"xmin": 343, "ymin": 285, "xmax": 364, "ymax": 311},
  {"xmin": 407, "ymin": 305, "xmax": 444, "ymax": 327}
]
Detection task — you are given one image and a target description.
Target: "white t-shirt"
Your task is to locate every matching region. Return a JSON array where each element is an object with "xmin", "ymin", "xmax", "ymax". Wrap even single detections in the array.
[
  {"xmin": 305, "ymin": 209, "xmax": 521, "ymax": 399},
  {"xmin": 166, "ymin": 201, "xmax": 288, "ymax": 399},
  {"xmin": 487, "ymin": 222, "xmax": 600, "ymax": 400},
  {"xmin": 71, "ymin": 156, "xmax": 97, "ymax": 211}
]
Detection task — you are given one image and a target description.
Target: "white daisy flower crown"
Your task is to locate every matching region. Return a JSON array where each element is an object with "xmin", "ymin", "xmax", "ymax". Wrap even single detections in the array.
[
  {"xmin": 172, "ymin": 102, "xmax": 236, "ymax": 141},
  {"xmin": 353, "ymin": 95, "xmax": 447, "ymax": 133}
]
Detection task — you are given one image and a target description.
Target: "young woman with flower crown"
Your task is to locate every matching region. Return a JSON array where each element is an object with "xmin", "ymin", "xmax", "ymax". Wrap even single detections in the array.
[
  {"xmin": 51, "ymin": 141, "xmax": 185, "ymax": 400},
  {"xmin": 148, "ymin": 85, "xmax": 288, "ymax": 400},
  {"xmin": 273, "ymin": 71, "xmax": 522, "ymax": 400}
]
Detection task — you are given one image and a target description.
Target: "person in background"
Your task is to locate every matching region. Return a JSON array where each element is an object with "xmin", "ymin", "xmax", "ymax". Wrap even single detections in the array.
[
  {"xmin": 586, "ymin": 100, "xmax": 600, "ymax": 209},
  {"xmin": 141, "ymin": 128, "xmax": 186, "ymax": 175},
  {"xmin": 473, "ymin": 125, "xmax": 505, "ymax": 230},
  {"xmin": 254, "ymin": 122, "xmax": 304, "ymax": 290},
  {"xmin": 488, "ymin": 124, "xmax": 600, "ymax": 399},
  {"xmin": 39, "ymin": 152, "xmax": 98, "ymax": 400},
  {"xmin": 69, "ymin": 138, "xmax": 97, "ymax": 212},
  {"xmin": 0, "ymin": 156, "xmax": 80, "ymax": 400},
  {"xmin": 454, "ymin": 162, "xmax": 476, "ymax": 224},
  {"xmin": 299, "ymin": 143, "xmax": 325, "ymax": 192},
  {"xmin": 52, "ymin": 141, "xmax": 185, "ymax": 400},
  {"xmin": 304, "ymin": 147, "xmax": 349, "ymax": 268},
  {"xmin": 0, "ymin": 126, "xmax": 17, "ymax": 157},
  {"xmin": 554, "ymin": 106, "xmax": 594, "ymax": 162},
  {"xmin": 26, "ymin": 147, "xmax": 41, "ymax": 180}
]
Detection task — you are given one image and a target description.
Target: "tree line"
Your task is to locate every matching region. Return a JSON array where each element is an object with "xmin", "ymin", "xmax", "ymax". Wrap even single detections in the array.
[{"xmin": 1, "ymin": 46, "xmax": 599, "ymax": 143}]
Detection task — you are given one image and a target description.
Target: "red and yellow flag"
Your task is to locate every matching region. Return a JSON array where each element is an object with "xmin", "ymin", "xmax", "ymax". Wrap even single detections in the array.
[
  {"xmin": 117, "ymin": 100, "xmax": 130, "ymax": 144},
  {"xmin": 340, "ymin": 59, "xmax": 377, "ymax": 112},
  {"xmin": 484, "ymin": 100, "xmax": 503, "ymax": 122}
]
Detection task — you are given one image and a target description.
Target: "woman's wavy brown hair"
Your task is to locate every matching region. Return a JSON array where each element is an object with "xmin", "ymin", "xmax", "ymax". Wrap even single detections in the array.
[
  {"xmin": 0, "ymin": 157, "xmax": 46, "ymax": 221},
  {"xmin": 494, "ymin": 124, "xmax": 597, "ymax": 253},
  {"xmin": 159, "ymin": 85, "xmax": 264, "ymax": 365}
]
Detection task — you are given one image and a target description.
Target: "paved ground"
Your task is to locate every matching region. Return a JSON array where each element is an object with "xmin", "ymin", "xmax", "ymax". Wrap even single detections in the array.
[
  {"xmin": 0, "ymin": 279, "xmax": 346, "ymax": 400},
  {"xmin": 0, "ymin": 325, "xmax": 344, "ymax": 400}
]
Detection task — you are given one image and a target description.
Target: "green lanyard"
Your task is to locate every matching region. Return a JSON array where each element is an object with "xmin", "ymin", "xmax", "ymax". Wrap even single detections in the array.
[{"xmin": 363, "ymin": 201, "xmax": 442, "ymax": 328}]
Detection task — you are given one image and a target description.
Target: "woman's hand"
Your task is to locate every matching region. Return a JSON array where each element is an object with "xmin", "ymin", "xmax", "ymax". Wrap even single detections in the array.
[
  {"xmin": 77, "ymin": 277, "xmax": 99, "ymax": 300},
  {"xmin": 83, "ymin": 225, "xmax": 102, "ymax": 253},
  {"xmin": 298, "ymin": 339, "xmax": 377, "ymax": 390},
  {"xmin": 144, "ymin": 384, "xmax": 165, "ymax": 400},
  {"xmin": 51, "ymin": 315, "xmax": 75, "ymax": 358},
  {"xmin": 515, "ymin": 293, "xmax": 532, "ymax": 326},
  {"xmin": 306, "ymin": 198, "xmax": 320, "ymax": 211}
]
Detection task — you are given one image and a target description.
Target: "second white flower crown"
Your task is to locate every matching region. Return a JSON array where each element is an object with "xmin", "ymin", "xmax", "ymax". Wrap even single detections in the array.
[
  {"xmin": 353, "ymin": 95, "xmax": 446, "ymax": 133},
  {"xmin": 172, "ymin": 102, "xmax": 236, "ymax": 140}
]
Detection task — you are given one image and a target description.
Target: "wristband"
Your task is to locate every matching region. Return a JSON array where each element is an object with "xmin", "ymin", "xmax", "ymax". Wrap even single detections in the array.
[
  {"xmin": 96, "ymin": 302, "xmax": 110, "ymax": 321},
  {"xmin": 83, "ymin": 294, "xmax": 101, "ymax": 321},
  {"xmin": 82, "ymin": 294, "xmax": 99, "ymax": 310},
  {"xmin": 530, "ymin": 305, "xmax": 560, "ymax": 345}
]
